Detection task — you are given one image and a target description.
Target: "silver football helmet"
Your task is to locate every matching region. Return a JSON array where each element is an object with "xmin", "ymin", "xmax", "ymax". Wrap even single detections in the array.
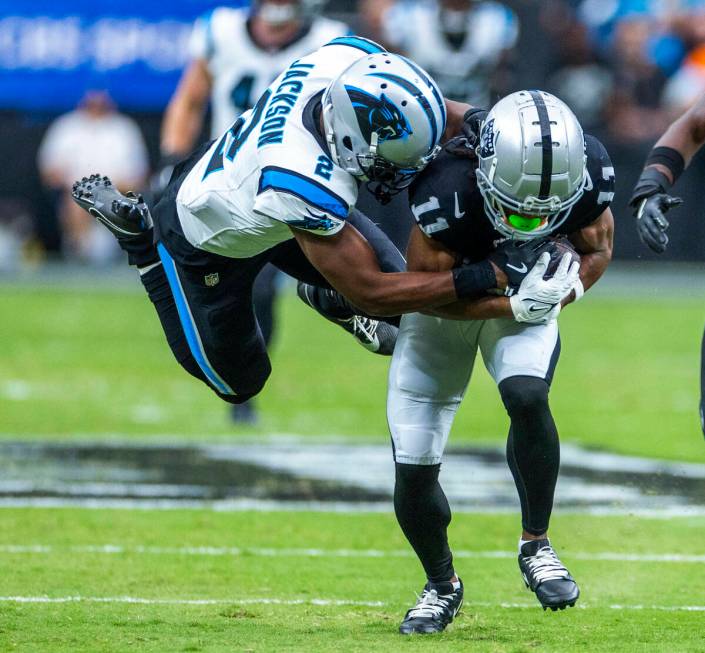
[
  {"xmin": 322, "ymin": 51, "xmax": 446, "ymax": 201},
  {"xmin": 476, "ymin": 90, "xmax": 588, "ymax": 240}
]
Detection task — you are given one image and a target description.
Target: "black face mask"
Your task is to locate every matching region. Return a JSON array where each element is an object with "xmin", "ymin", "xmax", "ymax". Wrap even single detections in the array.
[{"xmin": 360, "ymin": 155, "xmax": 418, "ymax": 205}]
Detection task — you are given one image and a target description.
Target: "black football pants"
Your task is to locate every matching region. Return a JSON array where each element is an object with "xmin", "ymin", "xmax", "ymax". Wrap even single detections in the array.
[{"xmin": 139, "ymin": 208, "xmax": 404, "ymax": 405}]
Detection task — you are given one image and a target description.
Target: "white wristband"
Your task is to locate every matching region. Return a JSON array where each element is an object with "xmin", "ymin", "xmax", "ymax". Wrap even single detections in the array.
[{"xmin": 572, "ymin": 279, "xmax": 584, "ymax": 303}]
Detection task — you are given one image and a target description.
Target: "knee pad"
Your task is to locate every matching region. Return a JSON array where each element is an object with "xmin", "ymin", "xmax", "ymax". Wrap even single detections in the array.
[{"xmin": 499, "ymin": 376, "xmax": 550, "ymax": 418}]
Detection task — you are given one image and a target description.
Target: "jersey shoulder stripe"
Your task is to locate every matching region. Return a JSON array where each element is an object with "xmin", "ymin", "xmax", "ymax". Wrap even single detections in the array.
[
  {"xmin": 258, "ymin": 166, "xmax": 349, "ymax": 219},
  {"xmin": 324, "ymin": 35, "xmax": 385, "ymax": 55}
]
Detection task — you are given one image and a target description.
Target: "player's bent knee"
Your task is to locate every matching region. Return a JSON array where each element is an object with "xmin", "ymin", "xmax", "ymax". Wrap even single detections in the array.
[
  {"xmin": 395, "ymin": 461, "xmax": 441, "ymax": 487},
  {"xmin": 499, "ymin": 375, "xmax": 550, "ymax": 418}
]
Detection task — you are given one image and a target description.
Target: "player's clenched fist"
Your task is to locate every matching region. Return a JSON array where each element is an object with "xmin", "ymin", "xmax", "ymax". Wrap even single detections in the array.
[{"xmin": 509, "ymin": 252, "xmax": 580, "ymax": 324}]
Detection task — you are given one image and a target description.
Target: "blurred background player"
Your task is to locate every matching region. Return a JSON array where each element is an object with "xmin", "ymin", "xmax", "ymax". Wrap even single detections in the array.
[
  {"xmin": 361, "ymin": 0, "xmax": 518, "ymax": 106},
  {"xmin": 37, "ymin": 90, "xmax": 149, "ymax": 264},
  {"xmin": 159, "ymin": 0, "xmax": 349, "ymax": 423},
  {"xmin": 629, "ymin": 90, "xmax": 705, "ymax": 434}
]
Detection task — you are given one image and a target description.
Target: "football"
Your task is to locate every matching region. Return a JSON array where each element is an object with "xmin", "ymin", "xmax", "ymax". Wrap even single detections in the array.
[{"xmin": 541, "ymin": 236, "xmax": 581, "ymax": 279}]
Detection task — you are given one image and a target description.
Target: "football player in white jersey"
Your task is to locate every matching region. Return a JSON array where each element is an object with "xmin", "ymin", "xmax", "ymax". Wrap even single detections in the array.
[
  {"xmin": 161, "ymin": 0, "xmax": 349, "ymax": 158},
  {"xmin": 72, "ymin": 37, "xmax": 497, "ymax": 411},
  {"xmin": 158, "ymin": 0, "xmax": 349, "ymax": 422},
  {"xmin": 363, "ymin": 0, "xmax": 518, "ymax": 107}
]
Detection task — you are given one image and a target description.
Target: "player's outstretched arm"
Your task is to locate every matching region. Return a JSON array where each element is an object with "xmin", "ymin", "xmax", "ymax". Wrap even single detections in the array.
[
  {"xmin": 291, "ymin": 224, "xmax": 491, "ymax": 317},
  {"xmin": 630, "ymin": 93, "xmax": 705, "ymax": 253},
  {"xmin": 565, "ymin": 207, "xmax": 614, "ymax": 306},
  {"xmin": 161, "ymin": 59, "xmax": 212, "ymax": 157},
  {"xmin": 654, "ymin": 93, "xmax": 705, "ymax": 168}
]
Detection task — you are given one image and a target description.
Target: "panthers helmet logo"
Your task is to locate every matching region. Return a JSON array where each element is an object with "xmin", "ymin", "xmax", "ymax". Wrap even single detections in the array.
[{"xmin": 345, "ymin": 86, "xmax": 412, "ymax": 144}]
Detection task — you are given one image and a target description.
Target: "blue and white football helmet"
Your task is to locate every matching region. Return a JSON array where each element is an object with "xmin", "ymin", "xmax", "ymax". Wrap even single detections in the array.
[{"xmin": 322, "ymin": 51, "xmax": 446, "ymax": 201}]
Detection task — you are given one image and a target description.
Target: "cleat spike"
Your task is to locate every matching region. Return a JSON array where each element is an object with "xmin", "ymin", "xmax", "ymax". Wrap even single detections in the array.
[{"xmin": 71, "ymin": 174, "xmax": 152, "ymax": 240}]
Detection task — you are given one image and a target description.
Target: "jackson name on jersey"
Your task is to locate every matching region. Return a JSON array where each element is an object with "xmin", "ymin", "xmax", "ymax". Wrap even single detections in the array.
[
  {"xmin": 190, "ymin": 7, "xmax": 349, "ymax": 138},
  {"xmin": 409, "ymin": 134, "xmax": 615, "ymax": 262},
  {"xmin": 174, "ymin": 37, "xmax": 389, "ymax": 260}
]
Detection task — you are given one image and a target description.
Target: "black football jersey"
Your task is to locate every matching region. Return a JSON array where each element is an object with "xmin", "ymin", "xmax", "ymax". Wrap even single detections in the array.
[{"xmin": 408, "ymin": 134, "xmax": 615, "ymax": 262}]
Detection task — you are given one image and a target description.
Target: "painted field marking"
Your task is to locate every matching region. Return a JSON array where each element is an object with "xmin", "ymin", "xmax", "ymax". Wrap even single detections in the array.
[
  {"xmin": 2, "ymin": 544, "xmax": 705, "ymax": 564},
  {"xmin": 0, "ymin": 596, "xmax": 384, "ymax": 607},
  {"xmin": 1, "ymin": 596, "xmax": 705, "ymax": 612}
]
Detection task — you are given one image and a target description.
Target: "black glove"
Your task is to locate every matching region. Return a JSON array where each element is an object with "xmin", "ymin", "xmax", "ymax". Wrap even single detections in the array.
[
  {"xmin": 635, "ymin": 193, "xmax": 683, "ymax": 254},
  {"xmin": 444, "ymin": 107, "xmax": 488, "ymax": 157},
  {"xmin": 488, "ymin": 239, "xmax": 556, "ymax": 296},
  {"xmin": 629, "ymin": 165, "xmax": 683, "ymax": 254}
]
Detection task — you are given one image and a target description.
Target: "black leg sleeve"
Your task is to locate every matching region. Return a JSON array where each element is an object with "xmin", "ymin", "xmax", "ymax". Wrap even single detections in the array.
[
  {"xmin": 499, "ymin": 376, "xmax": 559, "ymax": 536},
  {"xmin": 394, "ymin": 462, "xmax": 454, "ymax": 583}
]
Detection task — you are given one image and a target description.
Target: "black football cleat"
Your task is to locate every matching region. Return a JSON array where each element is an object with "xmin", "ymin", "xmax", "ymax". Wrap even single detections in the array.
[
  {"xmin": 399, "ymin": 579, "xmax": 464, "ymax": 635},
  {"xmin": 297, "ymin": 281, "xmax": 398, "ymax": 355},
  {"xmin": 72, "ymin": 174, "xmax": 152, "ymax": 240},
  {"xmin": 518, "ymin": 539, "xmax": 579, "ymax": 611}
]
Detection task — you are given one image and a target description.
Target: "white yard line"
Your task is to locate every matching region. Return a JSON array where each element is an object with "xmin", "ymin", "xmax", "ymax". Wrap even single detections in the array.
[
  {"xmin": 1, "ymin": 595, "xmax": 704, "ymax": 612},
  {"xmin": 2, "ymin": 496, "xmax": 705, "ymax": 518},
  {"xmin": 0, "ymin": 596, "xmax": 384, "ymax": 607},
  {"xmin": 2, "ymin": 544, "xmax": 705, "ymax": 564}
]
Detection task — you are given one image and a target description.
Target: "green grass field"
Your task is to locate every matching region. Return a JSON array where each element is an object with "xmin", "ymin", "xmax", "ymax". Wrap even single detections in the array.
[
  {"xmin": 2, "ymin": 509, "xmax": 705, "ymax": 652},
  {"xmin": 2, "ymin": 282, "xmax": 704, "ymax": 460},
  {"xmin": 2, "ymin": 280, "xmax": 705, "ymax": 651}
]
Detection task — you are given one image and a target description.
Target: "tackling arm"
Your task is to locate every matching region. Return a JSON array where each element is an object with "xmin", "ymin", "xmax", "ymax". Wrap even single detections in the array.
[
  {"xmin": 443, "ymin": 99, "xmax": 473, "ymax": 141},
  {"xmin": 565, "ymin": 207, "xmax": 614, "ymax": 306},
  {"xmin": 161, "ymin": 59, "xmax": 213, "ymax": 157},
  {"xmin": 291, "ymin": 224, "xmax": 460, "ymax": 317},
  {"xmin": 403, "ymin": 226, "xmax": 514, "ymax": 321}
]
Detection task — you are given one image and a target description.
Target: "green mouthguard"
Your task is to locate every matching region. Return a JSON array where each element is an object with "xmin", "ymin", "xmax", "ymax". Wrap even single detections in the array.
[{"xmin": 507, "ymin": 214, "xmax": 543, "ymax": 231}]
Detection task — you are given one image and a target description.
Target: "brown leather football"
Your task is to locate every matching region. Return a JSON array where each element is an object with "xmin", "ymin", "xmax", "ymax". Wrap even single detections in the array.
[{"xmin": 543, "ymin": 236, "xmax": 581, "ymax": 279}]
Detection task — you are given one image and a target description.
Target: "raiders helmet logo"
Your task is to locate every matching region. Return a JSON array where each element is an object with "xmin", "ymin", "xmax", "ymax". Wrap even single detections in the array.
[
  {"xmin": 345, "ymin": 86, "xmax": 412, "ymax": 144},
  {"xmin": 204, "ymin": 273, "xmax": 220, "ymax": 287},
  {"xmin": 479, "ymin": 118, "xmax": 496, "ymax": 159}
]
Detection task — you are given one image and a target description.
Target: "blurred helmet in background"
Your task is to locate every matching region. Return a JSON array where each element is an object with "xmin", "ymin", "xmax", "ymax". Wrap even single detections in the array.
[
  {"xmin": 322, "ymin": 52, "xmax": 446, "ymax": 201},
  {"xmin": 252, "ymin": 0, "xmax": 326, "ymax": 26},
  {"xmin": 476, "ymin": 89, "xmax": 588, "ymax": 240},
  {"xmin": 439, "ymin": 0, "xmax": 474, "ymax": 35}
]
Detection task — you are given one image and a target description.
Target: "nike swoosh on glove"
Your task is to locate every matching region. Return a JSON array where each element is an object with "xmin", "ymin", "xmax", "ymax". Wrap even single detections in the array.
[{"xmin": 510, "ymin": 252, "xmax": 580, "ymax": 324}]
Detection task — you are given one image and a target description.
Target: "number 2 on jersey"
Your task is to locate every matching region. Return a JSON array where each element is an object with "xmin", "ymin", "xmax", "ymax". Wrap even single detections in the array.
[
  {"xmin": 314, "ymin": 155, "xmax": 334, "ymax": 181},
  {"xmin": 202, "ymin": 90, "xmax": 271, "ymax": 180}
]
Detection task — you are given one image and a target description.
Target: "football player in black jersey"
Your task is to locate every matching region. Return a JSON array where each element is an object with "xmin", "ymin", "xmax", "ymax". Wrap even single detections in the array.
[
  {"xmin": 385, "ymin": 90, "xmax": 615, "ymax": 633},
  {"xmin": 629, "ymin": 92, "xmax": 705, "ymax": 433}
]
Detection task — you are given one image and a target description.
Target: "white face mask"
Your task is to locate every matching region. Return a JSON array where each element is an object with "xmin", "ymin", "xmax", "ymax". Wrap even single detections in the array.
[
  {"xmin": 440, "ymin": 9, "xmax": 469, "ymax": 35},
  {"xmin": 257, "ymin": 2, "xmax": 300, "ymax": 26}
]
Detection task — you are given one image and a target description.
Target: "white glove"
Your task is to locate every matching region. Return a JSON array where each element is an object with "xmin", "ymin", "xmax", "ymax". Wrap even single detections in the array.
[{"xmin": 510, "ymin": 252, "xmax": 580, "ymax": 324}]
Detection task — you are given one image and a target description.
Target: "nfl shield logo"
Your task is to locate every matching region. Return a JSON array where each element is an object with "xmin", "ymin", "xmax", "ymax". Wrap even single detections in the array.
[{"xmin": 204, "ymin": 272, "xmax": 220, "ymax": 287}]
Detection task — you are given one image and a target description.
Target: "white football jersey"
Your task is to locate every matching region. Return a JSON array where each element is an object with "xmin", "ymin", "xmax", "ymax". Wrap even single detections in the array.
[
  {"xmin": 189, "ymin": 7, "xmax": 350, "ymax": 138},
  {"xmin": 382, "ymin": 1, "xmax": 517, "ymax": 106},
  {"xmin": 176, "ymin": 36, "xmax": 389, "ymax": 259}
]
